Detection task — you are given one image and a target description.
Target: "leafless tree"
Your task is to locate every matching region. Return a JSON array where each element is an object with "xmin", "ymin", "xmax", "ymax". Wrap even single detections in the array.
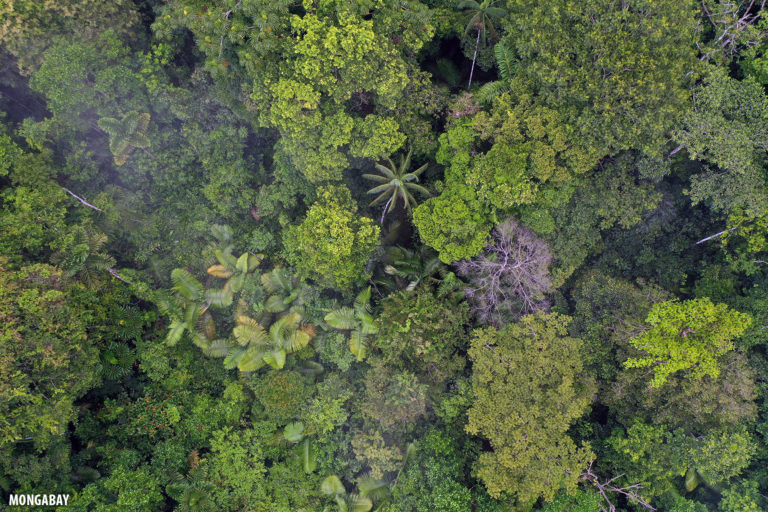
[
  {"xmin": 456, "ymin": 218, "xmax": 552, "ymax": 327},
  {"xmin": 581, "ymin": 462, "xmax": 656, "ymax": 512},
  {"xmin": 699, "ymin": 0, "xmax": 767, "ymax": 61}
]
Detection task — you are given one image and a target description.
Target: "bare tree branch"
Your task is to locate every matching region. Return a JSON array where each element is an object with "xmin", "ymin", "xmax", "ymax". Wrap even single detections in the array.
[
  {"xmin": 581, "ymin": 462, "xmax": 656, "ymax": 512},
  {"xmin": 695, "ymin": 226, "xmax": 739, "ymax": 245},
  {"xmin": 61, "ymin": 187, "xmax": 102, "ymax": 212},
  {"xmin": 456, "ymin": 218, "xmax": 552, "ymax": 327}
]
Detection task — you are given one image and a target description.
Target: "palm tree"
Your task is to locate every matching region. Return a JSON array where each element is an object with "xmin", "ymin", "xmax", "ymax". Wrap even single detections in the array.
[
  {"xmin": 97, "ymin": 111, "xmax": 156, "ymax": 166},
  {"xmin": 363, "ymin": 148, "xmax": 430, "ymax": 224},
  {"xmin": 324, "ymin": 287, "xmax": 378, "ymax": 361},
  {"xmin": 476, "ymin": 41, "xmax": 516, "ymax": 104},
  {"xmin": 224, "ymin": 311, "xmax": 314, "ymax": 371},
  {"xmin": 320, "ymin": 475, "xmax": 387, "ymax": 512},
  {"xmin": 261, "ymin": 268, "xmax": 311, "ymax": 316},
  {"xmin": 458, "ymin": 0, "xmax": 508, "ymax": 89}
]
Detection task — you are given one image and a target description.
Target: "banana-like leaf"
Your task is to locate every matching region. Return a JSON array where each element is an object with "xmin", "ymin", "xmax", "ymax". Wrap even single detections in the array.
[
  {"xmin": 358, "ymin": 478, "xmax": 388, "ymax": 499},
  {"xmin": 235, "ymin": 346, "xmax": 265, "ymax": 371},
  {"xmin": 236, "ymin": 252, "xmax": 249, "ymax": 274},
  {"xmin": 284, "ymin": 422, "xmax": 305, "ymax": 442},
  {"xmin": 166, "ymin": 319, "xmax": 187, "ymax": 346},
  {"xmin": 247, "ymin": 253, "xmax": 262, "ymax": 270},
  {"xmin": 684, "ymin": 468, "xmax": 700, "ymax": 492},
  {"xmin": 262, "ymin": 268, "xmax": 291, "ymax": 293},
  {"xmin": 184, "ymin": 303, "xmax": 202, "ymax": 327},
  {"xmin": 302, "ymin": 438, "xmax": 316, "ymax": 474},
  {"xmin": 298, "ymin": 360, "xmax": 325, "ymax": 376},
  {"xmin": 263, "ymin": 349, "xmax": 286, "ymax": 369},
  {"xmin": 171, "ymin": 268, "xmax": 204, "ymax": 302},
  {"xmin": 325, "ymin": 308, "xmax": 357, "ymax": 330},
  {"xmin": 207, "ymin": 264, "xmax": 233, "ymax": 278},
  {"xmin": 350, "ymin": 331, "xmax": 367, "ymax": 362},
  {"xmin": 215, "ymin": 248, "xmax": 237, "ymax": 269},
  {"xmin": 347, "ymin": 494, "xmax": 373, "ymax": 512},
  {"xmin": 233, "ymin": 317, "xmax": 268, "ymax": 346},
  {"xmin": 320, "ymin": 475, "xmax": 345, "ymax": 496},
  {"xmin": 265, "ymin": 294, "xmax": 288, "ymax": 313}
]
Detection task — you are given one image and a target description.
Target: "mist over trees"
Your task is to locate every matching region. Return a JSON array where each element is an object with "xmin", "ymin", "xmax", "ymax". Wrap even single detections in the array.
[{"xmin": 1, "ymin": 1, "xmax": 768, "ymax": 511}]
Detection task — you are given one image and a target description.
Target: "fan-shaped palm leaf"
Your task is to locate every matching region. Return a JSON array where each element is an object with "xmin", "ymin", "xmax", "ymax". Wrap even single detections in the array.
[{"xmin": 233, "ymin": 316, "xmax": 268, "ymax": 346}]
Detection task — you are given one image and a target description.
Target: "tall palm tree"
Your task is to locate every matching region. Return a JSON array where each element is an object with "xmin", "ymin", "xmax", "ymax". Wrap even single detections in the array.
[
  {"xmin": 458, "ymin": 0, "xmax": 508, "ymax": 89},
  {"xmin": 363, "ymin": 148, "xmax": 430, "ymax": 224}
]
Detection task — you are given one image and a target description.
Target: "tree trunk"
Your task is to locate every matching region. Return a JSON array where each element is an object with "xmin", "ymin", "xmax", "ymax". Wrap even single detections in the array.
[{"xmin": 468, "ymin": 28, "xmax": 481, "ymax": 90}]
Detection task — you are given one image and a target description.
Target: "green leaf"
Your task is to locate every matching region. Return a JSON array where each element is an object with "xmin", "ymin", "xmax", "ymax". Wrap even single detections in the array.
[
  {"xmin": 685, "ymin": 467, "xmax": 700, "ymax": 492},
  {"xmin": 325, "ymin": 308, "xmax": 357, "ymax": 330},
  {"xmin": 223, "ymin": 347, "xmax": 247, "ymax": 370},
  {"xmin": 171, "ymin": 268, "xmax": 204, "ymax": 302},
  {"xmin": 233, "ymin": 317, "xmax": 268, "ymax": 346},
  {"xmin": 358, "ymin": 478, "xmax": 388, "ymax": 498},
  {"xmin": 215, "ymin": 248, "xmax": 237, "ymax": 269},
  {"xmin": 284, "ymin": 422, "xmax": 305, "ymax": 442},
  {"xmin": 166, "ymin": 319, "xmax": 186, "ymax": 346},
  {"xmin": 284, "ymin": 330, "xmax": 311, "ymax": 352},
  {"xmin": 265, "ymin": 294, "xmax": 287, "ymax": 313},
  {"xmin": 350, "ymin": 331, "xmax": 367, "ymax": 362},
  {"xmin": 354, "ymin": 287, "xmax": 372, "ymax": 315},
  {"xmin": 236, "ymin": 252, "xmax": 249, "ymax": 274},
  {"xmin": 210, "ymin": 224, "xmax": 232, "ymax": 243},
  {"xmin": 227, "ymin": 272, "xmax": 245, "ymax": 294},
  {"xmin": 321, "ymin": 475, "xmax": 345, "ymax": 496},
  {"xmin": 204, "ymin": 339, "xmax": 232, "ymax": 358},
  {"xmin": 347, "ymin": 494, "xmax": 373, "ymax": 512},
  {"xmin": 236, "ymin": 346, "xmax": 265, "ymax": 371},
  {"xmin": 302, "ymin": 438, "xmax": 317, "ymax": 474},
  {"xmin": 263, "ymin": 349, "xmax": 286, "ymax": 369},
  {"xmin": 206, "ymin": 288, "xmax": 233, "ymax": 307}
]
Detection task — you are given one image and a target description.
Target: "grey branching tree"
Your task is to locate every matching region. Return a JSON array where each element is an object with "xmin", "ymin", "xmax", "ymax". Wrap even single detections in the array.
[{"xmin": 456, "ymin": 218, "xmax": 552, "ymax": 327}]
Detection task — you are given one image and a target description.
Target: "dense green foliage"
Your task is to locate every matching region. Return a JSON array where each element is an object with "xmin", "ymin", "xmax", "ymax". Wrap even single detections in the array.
[{"xmin": 1, "ymin": 1, "xmax": 767, "ymax": 511}]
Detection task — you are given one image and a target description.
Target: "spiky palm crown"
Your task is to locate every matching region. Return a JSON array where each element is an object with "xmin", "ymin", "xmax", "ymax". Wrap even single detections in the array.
[
  {"xmin": 363, "ymin": 148, "xmax": 430, "ymax": 216},
  {"xmin": 97, "ymin": 111, "xmax": 151, "ymax": 166},
  {"xmin": 458, "ymin": 0, "xmax": 508, "ymax": 43}
]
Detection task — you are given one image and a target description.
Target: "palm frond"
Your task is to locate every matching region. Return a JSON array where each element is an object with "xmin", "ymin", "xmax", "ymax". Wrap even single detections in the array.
[
  {"xmin": 321, "ymin": 475, "xmax": 345, "ymax": 496},
  {"xmin": 171, "ymin": 269, "xmax": 204, "ymax": 302},
  {"xmin": 494, "ymin": 41, "xmax": 515, "ymax": 82},
  {"xmin": 354, "ymin": 287, "xmax": 372, "ymax": 314},
  {"xmin": 476, "ymin": 80, "xmax": 509, "ymax": 104},
  {"xmin": 233, "ymin": 316, "xmax": 268, "ymax": 346},
  {"xmin": 235, "ymin": 346, "xmax": 266, "ymax": 371},
  {"xmin": 204, "ymin": 339, "xmax": 233, "ymax": 358},
  {"xmin": 350, "ymin": 331, "xmax": 367, "ymax": 361},
  {"xmin": 325, "ymin": 308, "xmax": 357, "ymax": 330}
]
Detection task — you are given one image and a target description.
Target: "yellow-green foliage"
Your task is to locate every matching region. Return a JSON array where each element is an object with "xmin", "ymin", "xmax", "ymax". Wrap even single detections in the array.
[
  {"xmin": 283, "ymin": 185, "xmax": 379, "ymax": 289},
  {"xmin": 466, "ymin": 312, "xmax": 594, "ymax": 504},
  {"xmin": 624, "ymin": 298, "xmax": 752, "ymax": 387}
]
